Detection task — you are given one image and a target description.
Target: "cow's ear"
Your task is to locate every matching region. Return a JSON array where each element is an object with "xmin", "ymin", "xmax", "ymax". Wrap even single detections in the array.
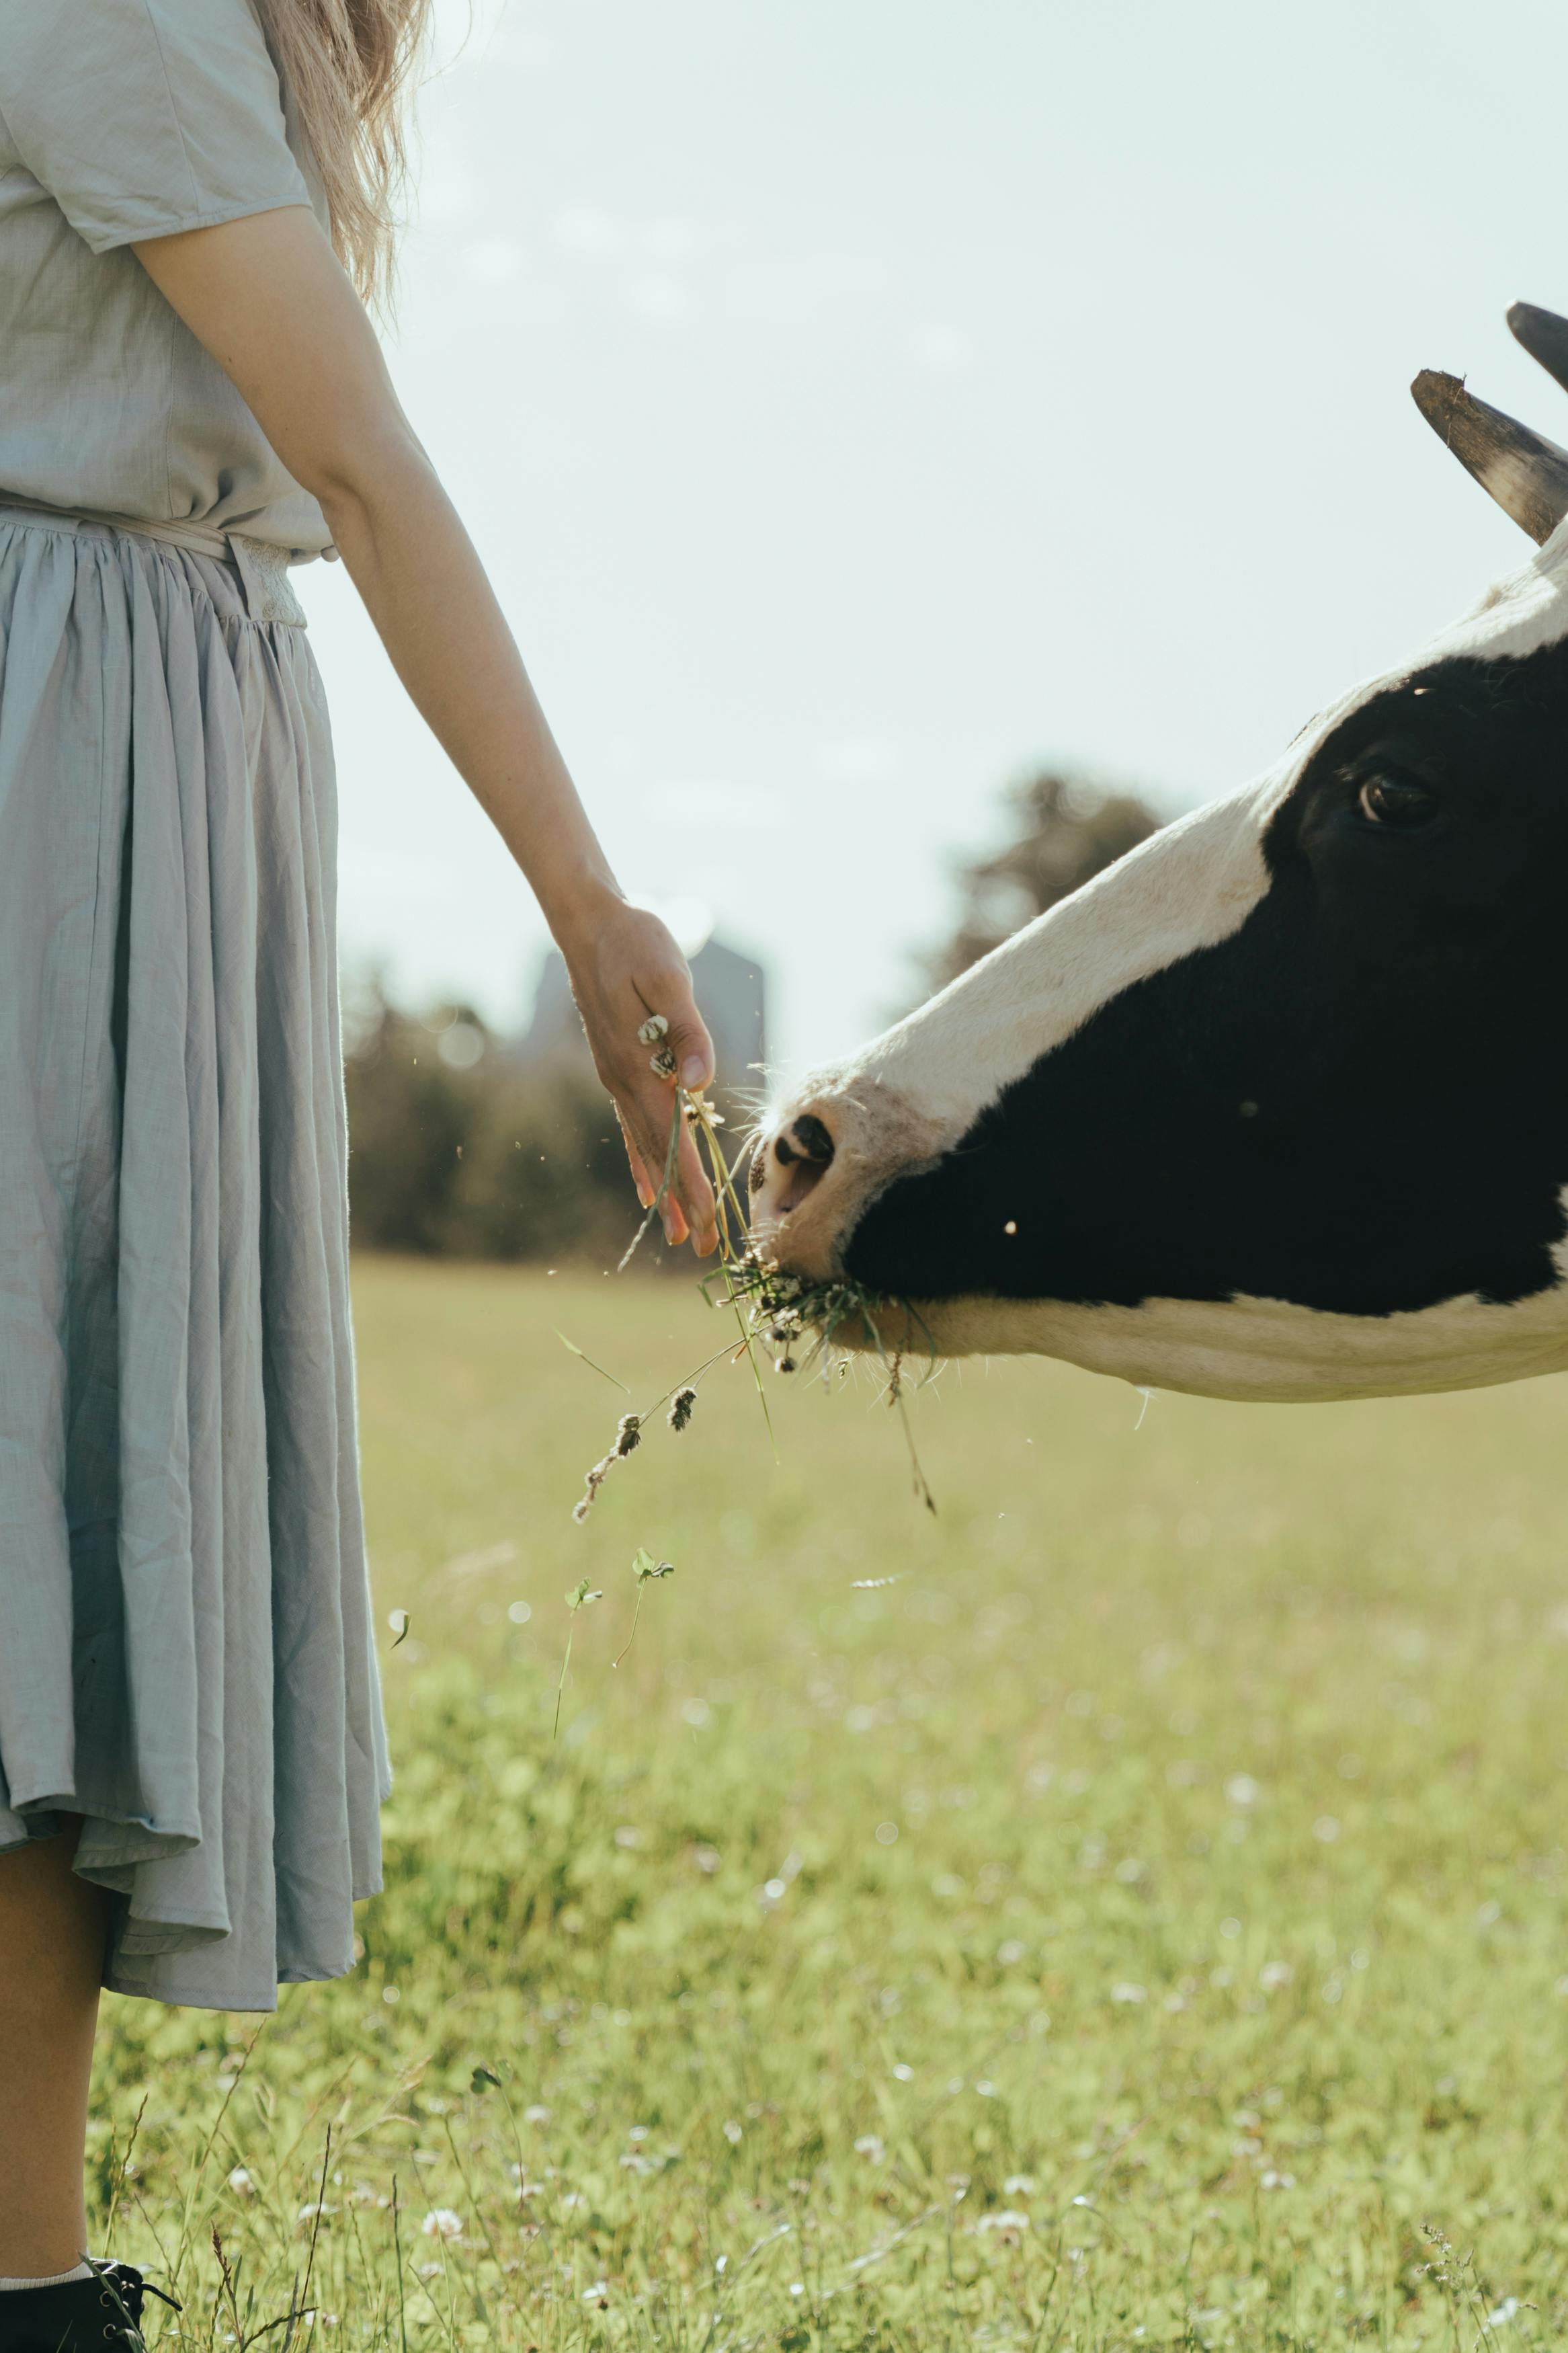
[{"xmin": 1411, "ymin": 368, "xmax": 1568, "ymax": 544}]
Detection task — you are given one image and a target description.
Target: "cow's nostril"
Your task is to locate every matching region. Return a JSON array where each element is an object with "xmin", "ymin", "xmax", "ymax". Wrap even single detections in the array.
[
  {"xmin": 751, "ymin": 1113, "xmax": 836, "ymax": 1225},
  {"xmin": 774, "ymin": 1115, "xmax": 834, "ymax": 1174},
  {"xmin": 764, "ymin": 1115, "xmax": 834, "ymax": 1215},
  {"xmin": 790, "ymin": 1114, "xmax": 835, "ymax": 1167}
]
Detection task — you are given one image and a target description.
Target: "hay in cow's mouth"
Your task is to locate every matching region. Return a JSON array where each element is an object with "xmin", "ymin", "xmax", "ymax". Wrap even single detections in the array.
[{"xmin": 570, "ymin": 1087, "xmax": 937, "ymax": 1522}]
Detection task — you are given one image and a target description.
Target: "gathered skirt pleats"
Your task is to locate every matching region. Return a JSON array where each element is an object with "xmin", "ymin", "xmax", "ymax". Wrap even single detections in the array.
[{"xmin": 0, "ymin": 512, "xmax": 388, "ymax": 2011}]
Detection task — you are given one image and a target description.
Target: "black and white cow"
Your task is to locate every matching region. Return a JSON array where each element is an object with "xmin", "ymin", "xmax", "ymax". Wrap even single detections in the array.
[{"xmin": 749, "ymin": 303, "xmax": 1568, "ymax": 1404}]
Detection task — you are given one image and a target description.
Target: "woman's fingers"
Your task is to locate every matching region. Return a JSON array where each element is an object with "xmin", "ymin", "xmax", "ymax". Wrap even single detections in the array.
[
  {"xmin": 664, "ymin": 1002, "xmax": 715, "ymax": 1094},
  {"xmin": 673, "ymin": 1114, "xmax": 719, "ymax": 1254},
  {"xmin": 567, "ymin": 904, "xmax": 722, "ymax": 1252},
  {"xmin": 623, "ymin": 1135, "xmax": 656, "ymax": 1211},
  {"xmin": 614, "ymin": 1080, "xmax": 714, "ymax": 1250}
]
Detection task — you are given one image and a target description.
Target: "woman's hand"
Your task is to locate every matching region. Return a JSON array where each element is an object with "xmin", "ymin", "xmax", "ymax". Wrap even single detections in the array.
[
  {"xmin": 131, "ymin": 208, "xmax": 724, "ymax": 1254},
  {"xmin": 561, "ymin": 899, "xmax": 718, "ymax": 1252}
]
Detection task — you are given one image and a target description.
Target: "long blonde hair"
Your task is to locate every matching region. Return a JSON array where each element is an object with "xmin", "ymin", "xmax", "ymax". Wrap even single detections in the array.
[{"xmin": 254, "ymin": 0, "xmax": 434, "ymax": 306}]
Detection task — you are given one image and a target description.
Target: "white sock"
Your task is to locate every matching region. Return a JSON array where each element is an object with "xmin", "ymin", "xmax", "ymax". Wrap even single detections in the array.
[{"xmin": 0, "ymin": 2261, "xmax": 94, "ymax": 2290}]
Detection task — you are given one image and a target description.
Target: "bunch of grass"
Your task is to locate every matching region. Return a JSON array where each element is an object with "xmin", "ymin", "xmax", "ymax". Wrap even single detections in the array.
[{"xmin": 572, "ymin": 1077, "xmax": 937, "ymax": 1517}]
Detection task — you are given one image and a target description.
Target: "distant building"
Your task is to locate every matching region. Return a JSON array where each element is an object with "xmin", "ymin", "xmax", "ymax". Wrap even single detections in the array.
[{"xmin": 515, "ymin": 933, "xmax": 768, "ymax": 1103}]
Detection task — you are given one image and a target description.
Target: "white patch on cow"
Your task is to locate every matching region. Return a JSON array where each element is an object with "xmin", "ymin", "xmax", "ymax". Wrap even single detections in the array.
[
  {"xmin": 753, "ymin": 518, "xmax": 1568, "ymax": 1388},
  {"xmin": 876, "ymin": 1238, "xmax": 1568, "ymax": 1404},
  {"xmin": 819, "ymin": 518, "xmax": 1568, "ymax": 1145}
]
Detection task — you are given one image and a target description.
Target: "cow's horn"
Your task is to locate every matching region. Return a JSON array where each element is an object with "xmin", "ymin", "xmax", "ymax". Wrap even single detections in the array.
[
  {"xmin": 1411, "ymin": 368, "xmax": 1568, "ymax": 544},
  {"xmin": 1508, "ymin": 301, "xmax": 1568, "ymax": 397}
]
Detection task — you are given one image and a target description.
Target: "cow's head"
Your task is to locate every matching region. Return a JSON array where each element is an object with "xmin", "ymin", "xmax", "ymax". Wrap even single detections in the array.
[{"xmin": 750, "ymin": 304, "xmax": 1568, "ymax": 1403}]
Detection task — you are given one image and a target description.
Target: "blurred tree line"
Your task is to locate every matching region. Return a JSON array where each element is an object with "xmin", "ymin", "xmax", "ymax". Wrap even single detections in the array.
[
  {"xmin": 345, "ymin": 766, "xmax": 1163, "ymax": 1261},
  {"xmin": 344, "ymin": 985, "xmax": 647, "ymax": 1265}
]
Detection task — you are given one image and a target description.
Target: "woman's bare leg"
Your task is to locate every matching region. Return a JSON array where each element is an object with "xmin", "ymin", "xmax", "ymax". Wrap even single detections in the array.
[{"xmin": 0, "ymin": 1827, "xmax": 107, "ymax": 2276}]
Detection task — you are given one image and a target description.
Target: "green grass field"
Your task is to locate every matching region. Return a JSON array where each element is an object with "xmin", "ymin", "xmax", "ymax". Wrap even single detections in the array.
[{"xmin": 96, "ymin": 1256, "xmax": 1568, "ymax": 2350}]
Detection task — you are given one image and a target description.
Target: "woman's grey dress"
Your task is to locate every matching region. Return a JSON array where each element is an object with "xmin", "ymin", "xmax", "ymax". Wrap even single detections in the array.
[{"xmin": 0, "ymin": 0, "xmax": 390, "ymax": 2011}]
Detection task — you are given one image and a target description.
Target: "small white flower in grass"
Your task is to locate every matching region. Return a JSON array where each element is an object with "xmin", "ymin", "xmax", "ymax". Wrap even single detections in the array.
[
  {"xmin": 891, "ymin": 2062, "xmax": 913, "ymax": 2081},
  {"xmin": 977, "ymin": 2210, "xmax": 1030, "ymax": 2233},
  {"xmin": 1003, "ymin": 2174, "xmax": 1036, "ymax": 2196},
  {"xmin": 1487, "ymin": 2297, "xmax": 1523, "ymax": 2327},
  {"xmin": 723, "ymin": 2120, "xmax": 743, "ymax": 2145},
  {"xmin": 789, "ymin": 2282, "xmax": 804, "ymax": 2298},
  {"xmin": 583, "ymin": 2282, "xmax": 610, "ymax": 2304},
  {"xmin": 1259, "ymin": 2170, "xmax": 1294, "ymax": 2190},
  {"xmin": 415, "ymin": 2262, "xmax": 440, "ymax": 2280},
  {"xmin": 524, "ymin": 2104, "xmax": 550, "ymax": 2125},
  {"xmin": 559, "ymin": 2191, "xmax": 586, "ymax": 2210},
  {"xmin": 1258, "ymin": 1961, "xmax": 1292, "ymax": 1991},
  {"xmin": 227, "ymin": 2166, "xmax": 255, "ymax": 2195},
  {"xmin": 297, "ymin": 2201, "xmax": 336, "ymax": 2224},
  {"xmin": 1111, "ymin": 1981, "xmax": 1147, "ymax": 2004},
  {"xmin": 421, "ymin": 2209, "xmax": 462, "ymax": 2241},
  {"xmin": 854, "ymin": 2135, "xmax": 884, "ymax": 2161}
]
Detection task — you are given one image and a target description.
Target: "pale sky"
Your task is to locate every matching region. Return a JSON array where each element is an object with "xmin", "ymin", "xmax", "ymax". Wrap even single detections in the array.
[{"xmin": 300, "ymin": 0, "xmax": 1568, "ymax": 1074}]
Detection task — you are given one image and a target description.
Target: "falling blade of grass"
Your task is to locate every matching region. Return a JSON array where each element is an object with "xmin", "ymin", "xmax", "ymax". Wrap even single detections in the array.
[
  {"xmin": 554, "ymin": 1577, "xmax": 602, "ymax": 1739},
  {"xmin": 554, "ymin": 1328, "xmax": 630, "ymax": 1394},
  {"xmin": 614, "ymin": 1548, "xmax": 675, "ymax": 1668}
]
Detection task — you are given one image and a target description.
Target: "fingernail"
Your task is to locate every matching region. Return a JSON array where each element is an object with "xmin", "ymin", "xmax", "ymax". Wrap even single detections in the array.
[
  {"xmin": 636, "ymin": 1183, "xmax": 655, "ymax": 1210},
  {"xmin": 681, "ymin": 1056, "xmax": 709, "ymax": 1089}
]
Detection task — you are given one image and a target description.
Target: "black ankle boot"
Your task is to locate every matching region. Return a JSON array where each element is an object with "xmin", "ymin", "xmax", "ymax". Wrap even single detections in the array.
[{"xmin": 0, "ymin": 2261, "xmax": 180, "ymax": 2352}]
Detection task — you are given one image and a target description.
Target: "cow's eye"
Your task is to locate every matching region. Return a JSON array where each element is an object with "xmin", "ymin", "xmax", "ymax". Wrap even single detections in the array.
[{"xmin": 1358, "ymin": 773, "xmax": 1438, "ymax": 829}]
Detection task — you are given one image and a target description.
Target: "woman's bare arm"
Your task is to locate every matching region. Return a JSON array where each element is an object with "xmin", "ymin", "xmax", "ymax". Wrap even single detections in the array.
[{"xmin": 134, "ymin": 203, "xmax": 717, "ymax": 1250}]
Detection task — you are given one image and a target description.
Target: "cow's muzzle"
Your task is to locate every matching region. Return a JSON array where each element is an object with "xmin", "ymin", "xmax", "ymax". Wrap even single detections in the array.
[{"xmin": 748, "ymin": 1112, "xmax": 836, "ymax": 1237}]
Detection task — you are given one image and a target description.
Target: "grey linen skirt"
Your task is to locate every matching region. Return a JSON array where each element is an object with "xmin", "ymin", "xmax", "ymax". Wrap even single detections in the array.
[{"xmin": 0, "ymin": 506, "xmax": 390, "ymax": 2011}]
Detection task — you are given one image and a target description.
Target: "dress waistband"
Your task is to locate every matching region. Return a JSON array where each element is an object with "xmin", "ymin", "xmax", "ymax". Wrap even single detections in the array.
[{"xmin": 0, "ymin": 495, "xmax": 311, "ymax": 627}]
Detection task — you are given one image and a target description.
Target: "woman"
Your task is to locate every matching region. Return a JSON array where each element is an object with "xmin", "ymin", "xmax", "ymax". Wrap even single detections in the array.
[{"xmin": 0, "ymin": 1, "xmax": 718, "ymax": 2342}]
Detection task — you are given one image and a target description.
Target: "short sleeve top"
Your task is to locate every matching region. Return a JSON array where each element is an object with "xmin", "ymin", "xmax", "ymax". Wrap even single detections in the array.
[{"xmin": 0, "ymin": 0, "xmax": 333, "ymax": 558}]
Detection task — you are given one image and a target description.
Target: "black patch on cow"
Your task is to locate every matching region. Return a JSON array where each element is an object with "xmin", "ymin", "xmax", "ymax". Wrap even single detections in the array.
[{"xmin": 845, "ymin": 637, "xmax": 1568, "ymax": 1317}]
